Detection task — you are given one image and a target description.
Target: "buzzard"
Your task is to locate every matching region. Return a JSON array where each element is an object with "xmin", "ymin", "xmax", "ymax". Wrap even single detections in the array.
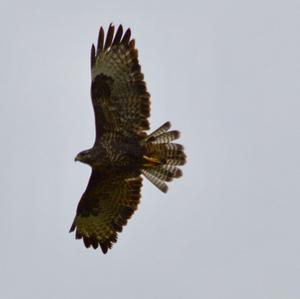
[{"xmin": 70, "ymin": 24, "xmax": 186, "ymax": 253}]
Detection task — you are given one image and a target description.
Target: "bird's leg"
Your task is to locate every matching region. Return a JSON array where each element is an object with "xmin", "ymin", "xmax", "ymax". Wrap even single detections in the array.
[{"xmin": 142, "ymin": 155, "xmax": 163, "ymax": 167}]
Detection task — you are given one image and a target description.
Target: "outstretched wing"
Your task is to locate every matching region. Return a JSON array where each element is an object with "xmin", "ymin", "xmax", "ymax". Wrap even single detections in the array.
[
  {"xmin": 70, "ymin": 171, "xmax": 142, "ymax": 253},
  {"xmin": 90, "ymin": 24, "xmax": 150, "ymax": 139}
]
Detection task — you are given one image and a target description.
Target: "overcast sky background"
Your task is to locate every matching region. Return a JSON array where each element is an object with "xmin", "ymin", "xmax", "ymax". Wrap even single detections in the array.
[{"xmin": 0, "ymin": 0, "xmax": 299, "ymax": 298}]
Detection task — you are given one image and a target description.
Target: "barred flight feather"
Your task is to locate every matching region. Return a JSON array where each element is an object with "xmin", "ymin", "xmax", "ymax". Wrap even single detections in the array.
[
  {"xmin": 142, "ymin": 122, "xmax": 171, "ymax": 144},
  {"xmin": 150, "ymin": 130, "xmax": 180, "ymax": 144},
  {"xmin": 141, "ymin": 169, "xmax": 168, "ymax": 193},
  {"xmin": 147, "ymin": 165, "xmax": 182, "ymax": 182}
]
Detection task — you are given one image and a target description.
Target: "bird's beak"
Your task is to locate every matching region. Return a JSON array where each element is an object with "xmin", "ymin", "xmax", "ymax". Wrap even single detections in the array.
[{"xmin": 74, "ymin": 155, "xmax": 80, "ymax": 162}]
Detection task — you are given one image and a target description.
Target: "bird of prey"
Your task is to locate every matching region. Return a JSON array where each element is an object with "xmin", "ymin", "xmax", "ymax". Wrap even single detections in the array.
[{"xmin": 70, "ymin": 24, "xmax": 186, "ymax": 254}]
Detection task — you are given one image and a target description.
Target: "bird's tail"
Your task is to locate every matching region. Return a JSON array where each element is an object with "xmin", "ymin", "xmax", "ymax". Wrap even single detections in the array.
[{"xmin": 140, "ymin": 122, "xmax": 186, "ymax": 193}]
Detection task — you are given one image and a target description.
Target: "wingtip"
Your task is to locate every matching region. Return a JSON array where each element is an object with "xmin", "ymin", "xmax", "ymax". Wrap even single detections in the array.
[
  {"xmin": 112, "ymin": 24, "xmax": 123, "ymax": 46},
  {"xmin": 117, "ymin": 24, "xmax": 123, "ymax": 32},
  {"xmin": 69, "ymin": 220, "xmax": 76, "ymax": 233},
  {"xmin": 90, "ymin": 44, "xmax": 96, "ymax": 67},
  {"xmin": 97, "ymin": 27, "xmax": 105, "ymax": 52},
  {"xmin": 100, "ymin": 243, "xmax": 108, "ymax": 254},
  {"xmin": 122, "ymin": 27, "xmax": 131, "ymax": 44},
  {"xmin": 104, "ymin": 23, "xmax": 115, "ymax": 49}
]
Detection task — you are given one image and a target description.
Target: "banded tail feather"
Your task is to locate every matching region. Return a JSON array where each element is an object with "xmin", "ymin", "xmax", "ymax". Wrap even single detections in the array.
[
  {"xmin": 141, "ymin": 122, "xmax": 186, "ymax": 192},
  {"xmin": 141, "ymin": 169, "xmax": 168, "ymax": 193},
  {"xmin": 143, "ymin": 121, "xmax": 171, "ymax": 142}
]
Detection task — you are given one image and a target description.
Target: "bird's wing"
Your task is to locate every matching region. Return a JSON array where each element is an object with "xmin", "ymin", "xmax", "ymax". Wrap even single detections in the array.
[
  {"xmin": 70, "ymin": 171, "xmax": 142, "ymax": 253},
  {"xmin": 90, "ymin": 24, "xmax": 150, "ymax": 139}
]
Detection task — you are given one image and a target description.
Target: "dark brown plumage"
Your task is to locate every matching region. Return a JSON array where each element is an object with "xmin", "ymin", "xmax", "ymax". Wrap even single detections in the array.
[{"xmin": 70, "ymin": 24, "xmax": 186, "ymax": 253}]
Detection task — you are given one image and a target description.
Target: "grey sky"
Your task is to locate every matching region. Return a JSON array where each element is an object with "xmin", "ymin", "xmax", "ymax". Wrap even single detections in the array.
[{"xmin": 0, "ymin": 0, "xmax": 299, "ymax": 298}]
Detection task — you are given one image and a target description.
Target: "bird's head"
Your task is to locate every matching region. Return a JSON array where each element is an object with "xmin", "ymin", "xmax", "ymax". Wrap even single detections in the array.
[{"xmin": 74, "ymin": 149, "xmax": 93, "ymax": 165}]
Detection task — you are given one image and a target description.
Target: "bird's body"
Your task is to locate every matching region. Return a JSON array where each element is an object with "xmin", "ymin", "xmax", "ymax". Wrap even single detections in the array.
[
  {"xmin": 70, "ymin": 24, "xmax": 186, "ymax": 253},
  {"xmin": 77, "ymin": 132, "xmax": 143, "ymax": 175}
]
